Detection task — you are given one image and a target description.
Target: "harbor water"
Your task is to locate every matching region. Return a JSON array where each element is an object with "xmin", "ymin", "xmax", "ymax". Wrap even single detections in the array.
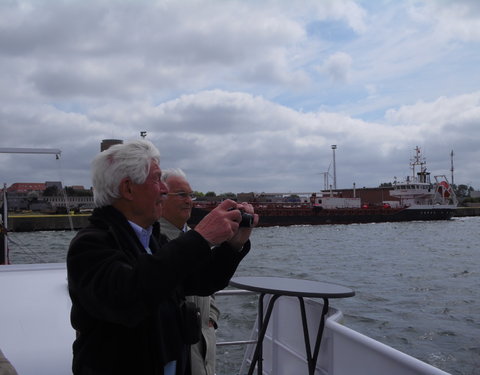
[{"xmin": 6, "ymin": 216, "xmax": 480, "ymax": 375}]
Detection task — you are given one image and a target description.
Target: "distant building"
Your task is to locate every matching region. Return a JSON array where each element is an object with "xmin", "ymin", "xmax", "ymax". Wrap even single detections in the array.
[
  {"xmin": 254, "ymin": 193, "xmax": 285, "ymax": 203},
  {"xmin": 321, "ymin": 187, "xmax": 399, "ymax": 206},
  {"xmin": 45, "ymin": 181, "xmax": 63, "ymax": 190},
  {"xmin": 4, "ymin": 192, "xmax": 29, "ymax": 211},
  {"xmin": 44, "ymin": 195, "xmax": 94, "ymax": 210},
  {"xmin": 7, "ymin": 183, "xmax": 46, "ymax": 193},
  {"xmin": 5, "ymin": 181, "xmax": 93, "ymax": 212},
  {"xmin": 237, "ymin": 192, "xmax": 255, "ymax": 202}
]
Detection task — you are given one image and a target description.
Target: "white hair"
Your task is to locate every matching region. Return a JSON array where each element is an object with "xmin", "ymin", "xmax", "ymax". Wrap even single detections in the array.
[
  {"xmin": 161, "ymin": 168, "xmax": 187, "ymax": 185},
  {"xmin": 91, "ymin": 140, "xmax": 160, "ymax": 207}
]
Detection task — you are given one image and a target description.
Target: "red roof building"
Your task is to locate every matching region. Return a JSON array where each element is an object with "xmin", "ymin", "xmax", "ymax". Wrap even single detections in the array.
[{"xmin": 7, "ymin": 183, "xmax": 46, "ymax": 193}]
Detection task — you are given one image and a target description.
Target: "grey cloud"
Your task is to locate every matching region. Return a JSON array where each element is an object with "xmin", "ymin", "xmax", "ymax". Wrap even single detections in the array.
[
  {"xmin": 319, "ymin": 52, "xmax": 352, "ymax": 82},
  {"xmin": 1, "ymin": 1, "xmax": 479, "ymax": 193}
]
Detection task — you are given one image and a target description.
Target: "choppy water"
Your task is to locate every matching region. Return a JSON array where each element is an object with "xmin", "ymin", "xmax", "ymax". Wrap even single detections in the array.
[{"xmin": 7, "ymin": 217, "xmax": 480, "ymax": 375}]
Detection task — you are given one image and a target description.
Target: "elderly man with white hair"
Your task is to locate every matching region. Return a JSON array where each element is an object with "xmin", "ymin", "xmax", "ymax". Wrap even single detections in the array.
[{"xmin": 67, "ymin": 140, "xmax": 258, "ymax": 375}]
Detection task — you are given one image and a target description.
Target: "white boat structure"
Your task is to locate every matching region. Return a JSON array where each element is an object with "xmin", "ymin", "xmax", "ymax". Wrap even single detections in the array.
[
  {"xmin": 389, "ymin": 146, "xmax": 457, "ymax": 211},
  {"xmin": 0, "ymin": 263, "xmax": 451, "ymax": 375}
]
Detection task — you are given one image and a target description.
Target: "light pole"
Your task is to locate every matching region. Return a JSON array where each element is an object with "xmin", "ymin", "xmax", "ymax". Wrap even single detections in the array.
[
  {"xmin": 450, "ymin": 150, "xmax": 454, "ymax": 186},
  {"xmin": 331, "ymin": 145, "xmax": 337, "ymax": 190}
]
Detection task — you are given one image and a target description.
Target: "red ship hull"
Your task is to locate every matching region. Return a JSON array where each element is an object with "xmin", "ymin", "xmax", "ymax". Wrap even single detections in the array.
[{"xmin": 188, "ymin": 203, "xmax": 455, "ymax": 227}]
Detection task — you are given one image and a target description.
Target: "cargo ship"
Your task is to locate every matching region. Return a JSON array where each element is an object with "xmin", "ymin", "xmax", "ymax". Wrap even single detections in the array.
[{"xmin": 189, "ymin": 147, "xmax": 458, "ymax": 227}]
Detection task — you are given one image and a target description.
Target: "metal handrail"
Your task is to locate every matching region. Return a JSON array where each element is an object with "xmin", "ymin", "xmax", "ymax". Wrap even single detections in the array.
[
  {"xmin": 216, "ymin": 339, "xmax": 257, "ymax": 347},
  {"xmin": 216, "ymin": 289, "xmax": 255, "ymax": 296},
  {"xmin": 214, "ymin": 288, "xmax": 257, "ymax": 348}
]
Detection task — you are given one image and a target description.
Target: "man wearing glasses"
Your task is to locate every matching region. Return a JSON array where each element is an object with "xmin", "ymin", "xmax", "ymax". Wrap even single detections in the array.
[
  {"xmin": 160, "ymin": 169, "xmax": 219, "ymax": 375},
  {"xmin": 67, "ymin": 140, "xmax": 258, "ymax": 375}
]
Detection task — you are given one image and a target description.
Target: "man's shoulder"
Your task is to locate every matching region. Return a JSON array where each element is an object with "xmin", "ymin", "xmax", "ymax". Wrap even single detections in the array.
[{"xmin": 158, "ymin": 217, "xmax": 182, "ymax": 239}]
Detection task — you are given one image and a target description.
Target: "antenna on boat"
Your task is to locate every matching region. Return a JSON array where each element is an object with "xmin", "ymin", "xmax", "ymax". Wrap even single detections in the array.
[{"xmin": 410, "ymin": 146, "xmax": 426, "ymax": 180}]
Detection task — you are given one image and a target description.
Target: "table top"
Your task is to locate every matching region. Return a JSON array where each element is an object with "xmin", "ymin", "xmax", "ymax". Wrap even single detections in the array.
[{"xmin": 230, "ymin": 276, "xmax": 355, "ymax": 299}]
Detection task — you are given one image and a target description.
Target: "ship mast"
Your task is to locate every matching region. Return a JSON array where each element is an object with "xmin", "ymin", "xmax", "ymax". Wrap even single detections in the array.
[{"xmin": 410, "ymin": 146, "xmax": 427, "ymax": 183}]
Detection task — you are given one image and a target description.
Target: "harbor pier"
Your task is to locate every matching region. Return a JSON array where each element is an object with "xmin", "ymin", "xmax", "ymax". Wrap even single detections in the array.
[{"xmin": 7, "ymin": 214, "xmax": 90, "ymax": 232}]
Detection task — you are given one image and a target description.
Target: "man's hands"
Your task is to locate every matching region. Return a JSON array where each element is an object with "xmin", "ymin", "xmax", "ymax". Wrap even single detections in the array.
[
  {"xmin": 226, "ymin": 201, "xmax": 258, "ymax": 250},
  {"xmin": 194, "ymin": 199, "xmax": 259, "ymax": 248}
]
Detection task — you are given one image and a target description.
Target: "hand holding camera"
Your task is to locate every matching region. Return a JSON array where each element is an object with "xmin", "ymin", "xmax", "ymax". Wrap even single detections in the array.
[
  {"xmin": 194, "ymin": 200, "xmax": 258, "ymax": 247},
  {"xmin": 227, "ymin": 206, "xmax": 254, "ymax": 227},
  {"xmin": 226, "ymin": 202, "xmax": 258, "ymax": 250}
]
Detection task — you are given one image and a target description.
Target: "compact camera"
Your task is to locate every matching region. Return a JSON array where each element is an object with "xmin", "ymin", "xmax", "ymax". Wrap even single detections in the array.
[{"xmin": 228, "ymin": 207, "xmax": 254, "ymax": 227}]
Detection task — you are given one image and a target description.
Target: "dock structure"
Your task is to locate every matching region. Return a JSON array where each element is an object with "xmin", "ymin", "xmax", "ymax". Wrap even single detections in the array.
[{"xmin": 6, "ymin": 214, "xmax": 90, "ymax": 232}]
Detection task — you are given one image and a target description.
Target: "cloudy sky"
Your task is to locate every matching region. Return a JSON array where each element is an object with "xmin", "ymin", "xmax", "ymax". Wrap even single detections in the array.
[{"xmin": 1, "ymin": 0, "xmax": 479, "ymax": 194}]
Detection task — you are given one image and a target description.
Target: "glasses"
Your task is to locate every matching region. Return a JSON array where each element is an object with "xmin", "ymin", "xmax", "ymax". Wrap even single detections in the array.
[{"xmin": 167, "ymin": 192, "xmax": 196, "ymax": 199}]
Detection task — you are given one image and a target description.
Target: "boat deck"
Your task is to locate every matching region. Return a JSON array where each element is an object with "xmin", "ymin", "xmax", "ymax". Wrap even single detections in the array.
[
  {"xmin": 0, "ymin": 264, "xmax": 73, "ymax": 375},
  {"xmin": 0, "ymin": 264, "xmax": 451, "ymax": 375}
]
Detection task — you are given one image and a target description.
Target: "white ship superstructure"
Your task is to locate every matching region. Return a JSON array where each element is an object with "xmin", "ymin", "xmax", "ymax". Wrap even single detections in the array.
[{"xmin": 390, "ymin": 146, "xmax": 457, "ymax": 209}]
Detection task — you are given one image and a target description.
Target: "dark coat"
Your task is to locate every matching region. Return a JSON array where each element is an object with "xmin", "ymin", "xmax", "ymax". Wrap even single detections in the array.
[{"xmin": 67, "ymin": 206, "xmax": 249, "ymax": 375}]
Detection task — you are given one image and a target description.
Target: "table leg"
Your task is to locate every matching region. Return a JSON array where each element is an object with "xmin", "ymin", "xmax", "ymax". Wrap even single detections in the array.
[
  {"xmin": 247, "ymin": 293, "xmax": 280, "ymax": 375},
  {"xmin": 312, "ymin": 298, "xmax": 329, "ymax": 367},
  {"xmin": 298, "ymin": 297, "xmax": 330, "ymax": 375},
  {"xmin": 257, "ymin": 293, "xmax": 265, "ymax": 375},
  {"xmin": 248, "ymin": 295, "xmax": 329, "ymax": 375}
]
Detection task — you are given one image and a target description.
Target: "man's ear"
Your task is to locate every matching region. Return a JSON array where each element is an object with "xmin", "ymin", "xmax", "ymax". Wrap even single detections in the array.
[{"xmin": 119, "ymin": 177, "xmax": 134, "ymax": 201}]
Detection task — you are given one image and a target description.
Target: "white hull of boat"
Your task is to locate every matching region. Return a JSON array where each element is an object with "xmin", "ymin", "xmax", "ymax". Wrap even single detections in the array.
[{"xmin": 0, "ymin": 264, "xmax": 450, "ymax": 375}]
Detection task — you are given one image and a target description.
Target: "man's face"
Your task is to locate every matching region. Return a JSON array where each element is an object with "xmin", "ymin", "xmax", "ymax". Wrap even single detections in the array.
[
  {"xmin": 162, "ymin": 176, "xmax": 194, "ymax": 229},
  {"xmin": 130, "ymin": 161, "xmax": 168, "ymax": 228}
]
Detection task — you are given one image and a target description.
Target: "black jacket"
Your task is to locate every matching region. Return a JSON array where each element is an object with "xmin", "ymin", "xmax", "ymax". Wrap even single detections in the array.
[{"xmin": 67, "ymin": 206, "xmax": 249, "ymax": 375}]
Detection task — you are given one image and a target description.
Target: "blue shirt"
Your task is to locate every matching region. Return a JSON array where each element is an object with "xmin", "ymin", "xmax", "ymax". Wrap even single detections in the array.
[{"xmin": 128, "ymin": 221, "xmax": 153, "ymax": 254}]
